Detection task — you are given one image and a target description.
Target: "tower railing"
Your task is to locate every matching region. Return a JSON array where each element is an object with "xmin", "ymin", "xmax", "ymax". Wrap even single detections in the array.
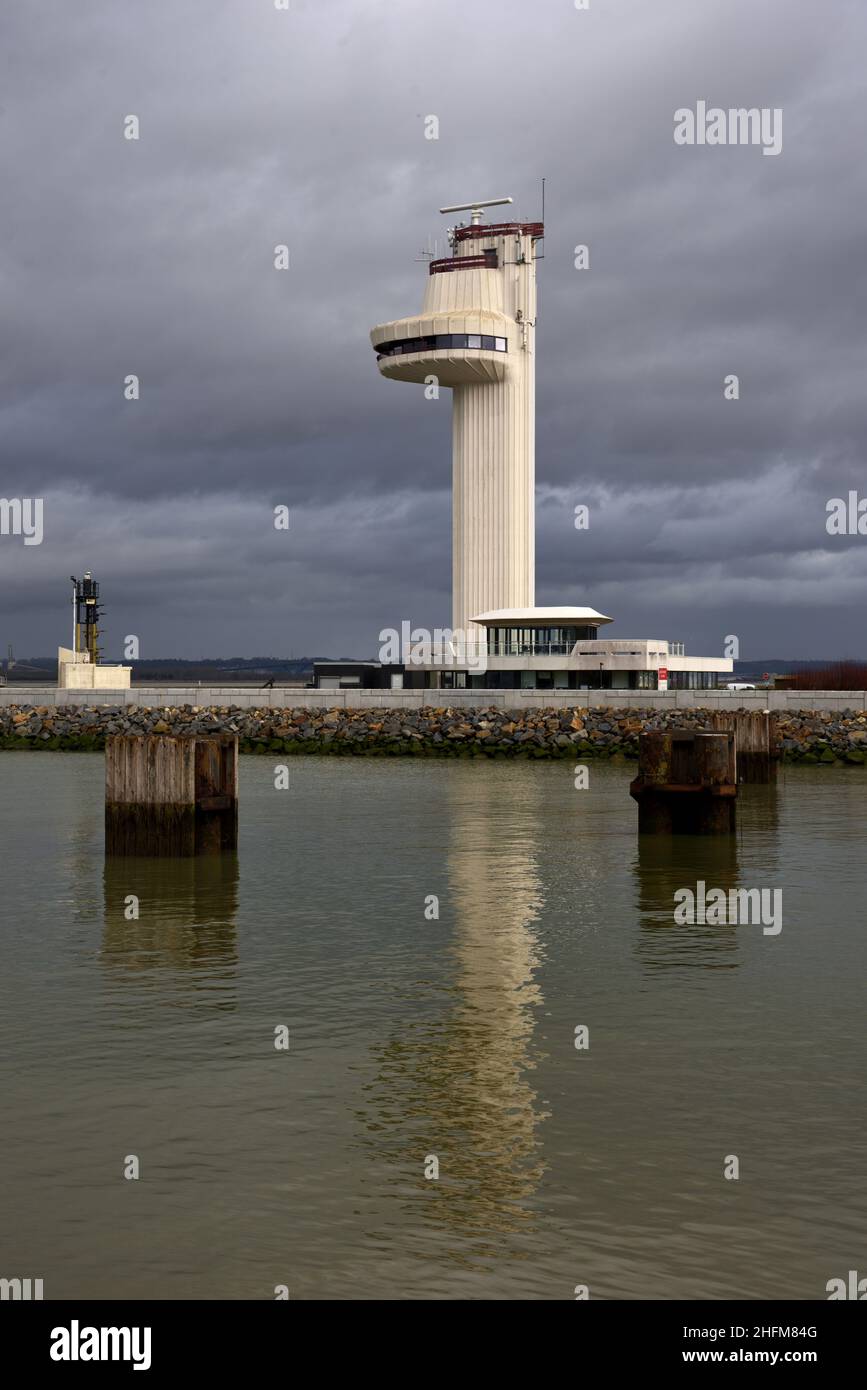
[{"xmin": 453, "ymin": 222, "xmax": 544, "ymax": 243}]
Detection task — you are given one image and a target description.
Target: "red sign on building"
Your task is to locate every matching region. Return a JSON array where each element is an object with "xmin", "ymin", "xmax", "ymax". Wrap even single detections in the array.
[{"xmin": 658, "ymin": 667, "xmax": 668, "ymax": 681}]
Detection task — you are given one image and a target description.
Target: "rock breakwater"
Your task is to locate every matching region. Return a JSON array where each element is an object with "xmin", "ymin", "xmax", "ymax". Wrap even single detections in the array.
[{"xmin": 1, "ymin": 705, "xmax": 866, "ymax": 764}]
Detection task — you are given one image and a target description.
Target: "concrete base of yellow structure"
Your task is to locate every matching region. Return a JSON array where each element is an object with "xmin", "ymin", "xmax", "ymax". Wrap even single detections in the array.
[{"xmin": 57, "ymin": 646, "xmax": 132, "ymax": 690}]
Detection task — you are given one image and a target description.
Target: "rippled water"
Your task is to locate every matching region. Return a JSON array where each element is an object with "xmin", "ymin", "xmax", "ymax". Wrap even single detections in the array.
[{"xmin": 1, "ymin": 752, "xmax": 865, "ymax": 1300}]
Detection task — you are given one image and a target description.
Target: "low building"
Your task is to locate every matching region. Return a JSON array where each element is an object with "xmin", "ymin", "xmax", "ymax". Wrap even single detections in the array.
[
  {"xmin": 311, "ymin": 660, "xmax": 406, "ymax": 691},
  {"xmin": 312, "ymin": 607, "xmax": 732, "ymax": 692}
]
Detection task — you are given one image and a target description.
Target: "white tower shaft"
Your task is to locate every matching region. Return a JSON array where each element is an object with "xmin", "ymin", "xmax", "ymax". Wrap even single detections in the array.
[
  {"xmin": 370, "ymin": 210, "xmax": 543, "ymax": 633},
  {"xmin": 451, "ymin": 232, "xmax": 536, "ymax": 633}
]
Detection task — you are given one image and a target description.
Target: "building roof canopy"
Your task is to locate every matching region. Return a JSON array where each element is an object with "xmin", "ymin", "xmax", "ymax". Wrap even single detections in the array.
[{"xmin": 471, "ymin": 606, "xmax": 614, "ymax": 627}]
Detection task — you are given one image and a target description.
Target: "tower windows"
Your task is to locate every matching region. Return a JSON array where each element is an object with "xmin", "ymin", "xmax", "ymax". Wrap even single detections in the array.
[
  {"xmin": 376, "ymin": 333, "xmax": 508, "ymax": 359},
  {"xmin": 485, "ymin": 626, "xmax": 598, "ymax": 655}
]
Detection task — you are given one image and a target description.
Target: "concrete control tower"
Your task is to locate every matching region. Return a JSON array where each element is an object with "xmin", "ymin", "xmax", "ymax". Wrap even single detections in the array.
[{"xmin": 370, "ymin": 197, "xmax": 544, "ymax": 634}]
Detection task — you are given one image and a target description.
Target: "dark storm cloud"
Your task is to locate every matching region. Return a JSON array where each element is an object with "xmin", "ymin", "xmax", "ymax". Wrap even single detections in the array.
[{"xmin": 0, "ymin": 0, "xmax": 865, "ymax": 657}]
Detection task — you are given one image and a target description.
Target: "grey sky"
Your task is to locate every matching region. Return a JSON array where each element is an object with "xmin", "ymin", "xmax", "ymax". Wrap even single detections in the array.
[{"xmin": 1, "ymin": 0, "xmax": 865, "ymax": 660}]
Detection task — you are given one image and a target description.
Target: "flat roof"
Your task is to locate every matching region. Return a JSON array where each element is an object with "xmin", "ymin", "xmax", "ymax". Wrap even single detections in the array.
[{"xmin": 471, "ymin": 606, "xmax": 614, "ymax": 627}]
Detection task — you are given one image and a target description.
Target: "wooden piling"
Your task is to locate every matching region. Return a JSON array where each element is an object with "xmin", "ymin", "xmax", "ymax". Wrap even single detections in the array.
[
  {"xmin": 105, "ymin": 734, "xmax": 238, "ymax": 856},
  {"xmin": 707, "ymin": 711, "xmax": 777, "ymax": 782},
  {"xmin": 629, "ymin": 730, "xmax": 737, "ymax": 834}
]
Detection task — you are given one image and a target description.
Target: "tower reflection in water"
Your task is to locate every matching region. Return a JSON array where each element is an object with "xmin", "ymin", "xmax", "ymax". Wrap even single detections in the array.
[
  {"xmin": 360, "ymin": 769, "xmax": 549, "ymax": 1254},
  {"xmin": 102, "ymin": 854, "xmax": 239, "ymax": 1011},
  {"xmin": 633, "ymin": 780, "xmax": 780, "ymax": 973}
]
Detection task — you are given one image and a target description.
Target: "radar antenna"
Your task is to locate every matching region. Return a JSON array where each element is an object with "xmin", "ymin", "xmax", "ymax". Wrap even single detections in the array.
[{"xmin": 439, "ymin": 196, "xmax": 513, "ymax": 226}]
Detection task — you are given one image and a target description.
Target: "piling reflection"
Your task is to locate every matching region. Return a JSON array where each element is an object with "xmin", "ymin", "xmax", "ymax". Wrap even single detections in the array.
[
  {"xmin": 633, "ymin": 782, "xmax": 781, "ymax": 972},
  {"xmin": 101, "ymin": 854, "xmax": 239, "ymax": 1008},
  {"xmin": 359, "ymin": 770, "xmax": 548, "ymax": 1253},
  {"xmin": 633, "ymin": 835, "xmax": 741, "ymax": 971}
]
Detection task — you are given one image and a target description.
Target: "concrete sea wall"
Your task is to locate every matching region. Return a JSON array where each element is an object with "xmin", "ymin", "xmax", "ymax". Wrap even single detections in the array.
[
  {"xmin": 3, "ymin": 685, "xmax": 867, "ymax": 712},
  {"xmin": 2, "ymin": 704, "xmax": 866, "ymax": 764}
]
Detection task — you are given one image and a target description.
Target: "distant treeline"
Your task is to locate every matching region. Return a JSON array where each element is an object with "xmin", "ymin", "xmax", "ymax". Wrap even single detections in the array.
[
  {"xmin": 2, "ymin": 657, "xmax": 320, "ymax": 684},
  {"xmin": 127, "ymin": 658, "xmax": 318, "ymax": 679},
  {"xmin": 776, "ymin": 662, "xmax": 867, "ymax": 691},
  {"xmin": 6, "ymin": 655, "xmax": 866, "ymax": 687}
]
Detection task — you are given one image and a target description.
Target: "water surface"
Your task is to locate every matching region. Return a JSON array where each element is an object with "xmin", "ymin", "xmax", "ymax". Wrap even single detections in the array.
[{"xmin": 1, "ymin": 753, "xmax": 865, "ymax": 1299}]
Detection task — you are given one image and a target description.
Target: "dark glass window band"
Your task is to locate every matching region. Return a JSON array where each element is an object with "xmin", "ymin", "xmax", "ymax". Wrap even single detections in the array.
[
  {"xmin": 376, "ymin": 333, "xmax": 508, "ymax": 360},
  {"xmin": 429, "ymin": 250, "xmax": 498, "ymax": 274}
]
